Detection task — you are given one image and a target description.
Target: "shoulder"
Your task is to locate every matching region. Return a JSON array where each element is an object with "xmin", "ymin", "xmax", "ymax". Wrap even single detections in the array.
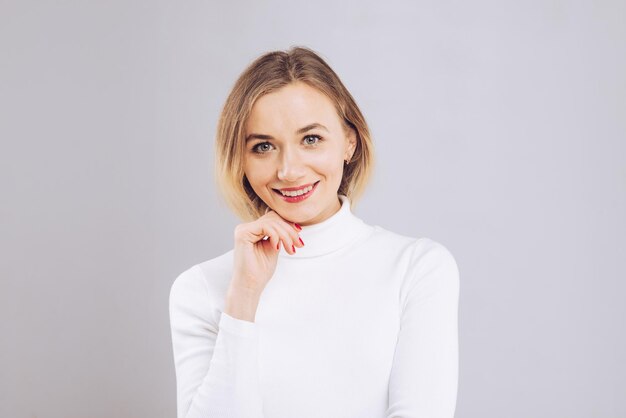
[
  {"xmin": 362, "ymin": 226, "xmax": 461, "ymax": 310},
  {"xmin": 169, "ymin": 249, "xmax": 234, "ymax": 315},
  {"xmin": 369, "ymin": 223, "xmax": 457, "ymax": 267},
  {"xmin": 400, "ymin": 237, "xmax": 460, "ymax": 304},
  {"xmin": 363, "ymin": 225, "xmax": 458, "ymax": 281},
  {"xmin": 365, "ymin": 226, "xmax": 456, "ymax": 264},
  {"xmin": 361, "ymin": 224, "xmax": 419, "ymax": 257},
  {"xmin": 407, "ymin": 237, "xmax": 459, "ymax": 271}
]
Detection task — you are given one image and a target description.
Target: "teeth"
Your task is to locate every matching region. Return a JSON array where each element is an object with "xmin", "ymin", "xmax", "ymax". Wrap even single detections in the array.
[{"xmin": 280, "ymin": 184, "xmax": 313, "ymax": 197}]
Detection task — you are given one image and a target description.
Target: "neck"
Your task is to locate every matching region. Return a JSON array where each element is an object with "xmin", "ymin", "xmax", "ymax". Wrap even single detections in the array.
[
  {"xmin": 298, "ymin": 195, "xmax": 342, "ymax": 227},
  {"xmin": 279, "ymin": 194, "xmax": 374, "ymax": 259}
]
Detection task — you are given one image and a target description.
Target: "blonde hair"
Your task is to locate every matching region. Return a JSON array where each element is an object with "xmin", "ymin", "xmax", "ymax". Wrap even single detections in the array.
[{"xmin": 214, "ymin": 46, "xmax": 375, "ymax": 221}]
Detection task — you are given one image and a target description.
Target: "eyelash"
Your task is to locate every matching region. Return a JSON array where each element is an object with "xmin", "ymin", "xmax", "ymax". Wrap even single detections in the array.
[{"xmin": 251, "ymin": 135, "xmax": 323, "ymax": 154}]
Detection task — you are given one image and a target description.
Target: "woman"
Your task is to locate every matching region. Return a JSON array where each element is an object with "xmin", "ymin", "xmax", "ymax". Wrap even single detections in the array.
[{"xmin": 169, "ymin": 46, "xmax": 460, "ymax": 418}]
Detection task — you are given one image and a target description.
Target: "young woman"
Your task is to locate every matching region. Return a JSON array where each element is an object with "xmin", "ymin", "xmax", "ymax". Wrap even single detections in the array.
[{"xmin": 169, "ymin": 46, "xmax": 460, "ymax": 418}]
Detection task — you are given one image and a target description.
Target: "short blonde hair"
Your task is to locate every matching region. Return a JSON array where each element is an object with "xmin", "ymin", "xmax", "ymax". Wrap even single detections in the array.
[{"xmin": 214, "ymin": 46, "xmax": 375, "ymax": 221}]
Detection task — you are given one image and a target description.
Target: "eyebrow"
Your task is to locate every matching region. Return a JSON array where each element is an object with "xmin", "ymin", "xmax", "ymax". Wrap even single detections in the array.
[{"xmin": 245, "ymin": 123, "xmax": 329, "ymax": 142}]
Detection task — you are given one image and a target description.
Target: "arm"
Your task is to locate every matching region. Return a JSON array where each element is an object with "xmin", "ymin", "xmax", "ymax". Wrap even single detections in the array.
[
  {"xmin": 168, "ymin": 265, "xmax": 265, "ymax": 418},
  {"xmin": 386, "ymin": 240, "xmax": 461, "ymax": 418}
]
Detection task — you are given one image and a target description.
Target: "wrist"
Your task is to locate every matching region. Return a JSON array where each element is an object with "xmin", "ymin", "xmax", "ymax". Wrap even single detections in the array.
[{"xmin": 224, "ymin": 283, "xmax": 262, "ymax": 322}]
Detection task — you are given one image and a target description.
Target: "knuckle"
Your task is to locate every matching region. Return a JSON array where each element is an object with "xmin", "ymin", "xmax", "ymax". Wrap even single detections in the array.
[{"xmin": 234, "ymin": 223, "xmax": 247, "ymax": 236}]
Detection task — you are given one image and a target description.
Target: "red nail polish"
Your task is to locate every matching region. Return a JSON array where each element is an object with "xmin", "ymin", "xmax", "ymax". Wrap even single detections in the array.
[
  {"xmin": 299, "ymin": 237, "xmax": 304, "ymax": 246},
  {"xmin": 276, "ymin": 242, "xmax": 280, "ymax": 250},
  {"xmin": 294, "ymin": 223, "xmax": 302, "ymax": 230},
  {"xmin": 291, "ymin": 244, "xmax": 295, "ymax": 252}
]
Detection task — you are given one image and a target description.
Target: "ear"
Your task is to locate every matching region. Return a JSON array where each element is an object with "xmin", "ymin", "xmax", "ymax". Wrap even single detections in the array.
[{"xmin": 345, "ymin": 127, "xmax": 357, "ymax": 161}]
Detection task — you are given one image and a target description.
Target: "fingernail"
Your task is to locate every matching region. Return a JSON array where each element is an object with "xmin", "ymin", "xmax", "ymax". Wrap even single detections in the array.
[
  {"xmin": 291, "ymin": 244, "xmax": 295, "ymax": 252},
  {"xmin": 294, "ymin": 223, "xmax": 302, "ymax": 230},
  {"xmin": 299, "ymin": 237, "xmax": 304, "ymax": 246},
  {"xmin": 276, "ymin": 242, "xmax": 280, "ymax": 250}
]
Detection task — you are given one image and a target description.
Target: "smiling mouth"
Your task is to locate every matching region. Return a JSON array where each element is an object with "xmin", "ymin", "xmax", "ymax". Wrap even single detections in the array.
[{"xmin": 273, "ymin": 181, "xmax": 320, "ymax": 198}]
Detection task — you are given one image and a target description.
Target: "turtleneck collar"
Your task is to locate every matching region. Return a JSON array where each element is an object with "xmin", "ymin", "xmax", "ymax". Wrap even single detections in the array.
[{"xmin": 279, "ymin": 194, "xmax": 374, "ymax": 259}]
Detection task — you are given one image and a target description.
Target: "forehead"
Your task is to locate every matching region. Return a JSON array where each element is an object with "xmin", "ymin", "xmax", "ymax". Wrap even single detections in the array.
[{"xmin": 246, "ymin": 82, "xmax": 340, "ymax": 132}]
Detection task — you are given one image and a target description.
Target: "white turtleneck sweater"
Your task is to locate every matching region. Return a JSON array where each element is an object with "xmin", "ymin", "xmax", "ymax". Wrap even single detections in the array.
[{"xmin": 169, "ymin": 195, "xmax": 460, "ymax": 418}]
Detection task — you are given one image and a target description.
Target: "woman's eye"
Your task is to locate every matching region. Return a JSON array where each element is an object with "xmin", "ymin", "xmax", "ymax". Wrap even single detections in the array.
[
  {"xmin": 304, "ymin": 135, "xmax": 321, "ymax": 145},
  {"xmin": 252, "ymin": 135, "xmax": 321, "ymax": 154},
  {"xmin": 252, "ymin": 142, "xmax": 273, "ymax": 153}
]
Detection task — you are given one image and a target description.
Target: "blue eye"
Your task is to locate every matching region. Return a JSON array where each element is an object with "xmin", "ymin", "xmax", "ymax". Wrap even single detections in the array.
[
  {"xmin": 304, "ymin": 134, "xmax": 322, "ymax": 145},
  {"xmin": 252, "ymin": 142, "xmax": 274, "ymax": 154},
  {"xmin": 250, "ymin": 135, "xmax": 322, "ymax": 154}
]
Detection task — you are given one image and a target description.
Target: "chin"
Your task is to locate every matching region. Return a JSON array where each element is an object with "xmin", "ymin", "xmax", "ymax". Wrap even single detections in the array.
[{"xmin": 273, "ymin": 202, "xmax": 318, "ymax": 223}]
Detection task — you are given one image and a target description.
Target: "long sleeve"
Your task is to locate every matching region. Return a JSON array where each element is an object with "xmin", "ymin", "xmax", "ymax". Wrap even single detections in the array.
[
  {"xmin": 387, "ymin": 240, "xmax": 461, "ymax": 418},
  {"xmin": 168, "ymin": 265, "xmax": 265, "ymax": 418}
]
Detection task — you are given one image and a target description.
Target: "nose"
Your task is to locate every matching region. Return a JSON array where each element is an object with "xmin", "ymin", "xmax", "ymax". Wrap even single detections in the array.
[{"xmin": 277, "ymin": 146, "xmax": 306, "ymax": 183}]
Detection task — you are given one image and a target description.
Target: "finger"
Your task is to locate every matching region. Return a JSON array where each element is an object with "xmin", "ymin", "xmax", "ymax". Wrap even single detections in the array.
[
  {"xmin": 271, "ymin": 220, "xmax": 302, "ymax": 252},
  {"xmin": 291, "ymin": 221, "xmax": 302, "ymax": 232},
  {"xmin": 259, "ymin": 233, "xmax": 277, "ymax": 253},
  {"xmin": 266, "ymin": 211, "xmax": 301, "ymax": 234},
  {"xmin": 257, "ymin": 224, "xmax": 281, "ymax": 253},
  {"xmin": 261, "ymin": 212, "xmax": 303, "ymax": 252},
  {"xmin": 281, "ymin": 219, "xmax": 305, "ymax": 248},
  {"xmin": 238, "ymin": 218, "xmax": 280, "ymax": 246},
  {"xmin": 269, "ymin": 221, "xmax": 299, "ymax": 254}
]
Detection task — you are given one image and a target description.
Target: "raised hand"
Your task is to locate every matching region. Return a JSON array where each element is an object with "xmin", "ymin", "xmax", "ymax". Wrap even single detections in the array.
[{"xmin": 225, "ymin": 209, "xmax": 304, "ymax": 321}]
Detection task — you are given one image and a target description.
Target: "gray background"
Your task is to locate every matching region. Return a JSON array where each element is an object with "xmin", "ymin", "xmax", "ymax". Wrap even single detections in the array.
[{"xmin": 1, "ymin": 1, "xmax": 624, "ymax": 417}]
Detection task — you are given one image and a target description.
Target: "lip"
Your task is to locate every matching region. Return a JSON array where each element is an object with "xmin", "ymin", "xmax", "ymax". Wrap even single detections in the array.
[
  {"xmin": 273, "ymin": 181, "xmax": 319, "ymax": 203},
  {"xmin": 275, "ymin": 182, "xmax": 317, "ymax": 192}
]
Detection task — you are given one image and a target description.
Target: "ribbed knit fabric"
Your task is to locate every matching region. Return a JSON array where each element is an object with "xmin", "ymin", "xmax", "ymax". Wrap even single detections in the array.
[{"xmin": 169, "ymin": 195, "xmax": 460, "ymax": 418}]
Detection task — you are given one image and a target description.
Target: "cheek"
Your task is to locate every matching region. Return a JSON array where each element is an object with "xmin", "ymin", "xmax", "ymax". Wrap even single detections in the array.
[
  {"xmin": 244, "ymin": 160, "xmax": 275, "ymax": 188},
  {"xmin": 311, "ymin": 161, "xmax": 344, "ymax": 183},
  {"xmin": 308, "ymin": 150, "xmax": 342, "ymax": 167}
]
